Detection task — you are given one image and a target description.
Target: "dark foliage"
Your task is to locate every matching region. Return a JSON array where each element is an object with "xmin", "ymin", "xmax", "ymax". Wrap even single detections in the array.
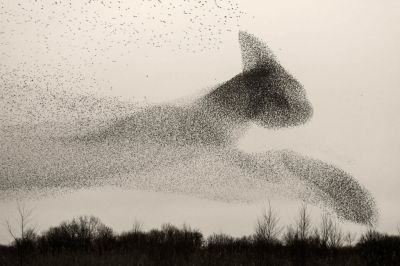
[
  {"xmin": 0, "ymin": 216, "xmax": 399, "ymax": 266},
  {"xmin": 356, "ymin": 230, "xmax": 400, "ymax": 266}
]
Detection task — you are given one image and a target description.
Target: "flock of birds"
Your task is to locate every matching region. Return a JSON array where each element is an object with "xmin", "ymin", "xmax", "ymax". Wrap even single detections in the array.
[
  {"xmin": 1, "ymin": 0, "xmax": 245, "ymax": 126},
  {"xmin": 1, "ymin": 0, "xmax": 244, "ymax": 59},
  {"xmin": 0, "ymin": 1, "xmax": 377, "ymax": 225},
  {"xmin": 0, "ymin": 0, "xmax": 249, "ymax": 191}
]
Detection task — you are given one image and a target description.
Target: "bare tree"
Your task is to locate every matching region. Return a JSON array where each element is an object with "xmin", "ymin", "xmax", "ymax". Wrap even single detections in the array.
[
  {"xmin": 318, "ymin": 212, "xmax": 343, "ymax": 248},
  {"xmin": 295, "ymin": 203, "xmax": 312, "ymax": 240},
  {"xmin": 132, "ymin": 219, "xmax": 143, "ymax": 233},
  {"xmin": 5, "ymin": 201, "xmax": 36, "ymax": 245},
  {"xmin": 344, "ymin": 232, "xmax": 356, "ymax": 246},
  {"xmin": 182, "ymin": 222, "xmax": 195, "ymax": 233},
  {"xmin": 74, "ymin": 216, "xmax": 104, "ymax": 240},
  {"xmin": 4, "ymin": 201, "xmax": 37, "ymax": 266},
  {"xmin": 359, "ymin": 228, "xmax": 382, "ymax": 244},
  {"xmin": 327, "ymin": 219, "xmax": 343, "ymax": 248},
  {"xmin": 283, "ymin": 225, "xmax": 297, "ymax": 245},
  {"xmin": 254, "ymin": 200, "xmax": 282, "ymax": 241},
  {"xmin": 319, "ymin": 213, "xmax": 332, "ymax": 246}
]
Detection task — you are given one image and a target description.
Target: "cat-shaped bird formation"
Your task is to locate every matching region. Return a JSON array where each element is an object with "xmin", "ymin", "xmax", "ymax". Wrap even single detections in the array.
[{"xmin": 0, "ymin": 31, "xmax": 377, "ymax": 225}]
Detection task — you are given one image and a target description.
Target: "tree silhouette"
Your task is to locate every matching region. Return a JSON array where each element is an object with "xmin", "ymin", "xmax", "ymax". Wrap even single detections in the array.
[
  {"xmin": 295, "ymin": 204, "xmax": 312, "ymax": 241},
  {"xmin": 5, "ymin": 201, "xmax": 36, "ymax": 245},
  {"xmin": 254, "ymin": 200, "xmax": 282, "ymax": 242}
]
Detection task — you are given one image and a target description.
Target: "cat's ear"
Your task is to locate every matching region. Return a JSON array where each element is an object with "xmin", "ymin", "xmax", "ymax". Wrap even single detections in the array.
[{"xmin": 239, "ymin": 31, "xmax": 276, "ymax": 72}]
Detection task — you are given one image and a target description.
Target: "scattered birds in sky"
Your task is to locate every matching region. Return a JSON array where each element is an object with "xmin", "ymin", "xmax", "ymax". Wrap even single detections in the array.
[{"xmin": 0, "ymin": 0, "xmax": 246, "ymax": 109}]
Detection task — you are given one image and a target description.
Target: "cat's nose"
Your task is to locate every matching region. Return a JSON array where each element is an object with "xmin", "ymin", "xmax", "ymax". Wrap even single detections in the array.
[
  {"xmin": 254, "ymin": 97, "xmax": 313, "ymax": 129},
  {"xmin": 289, "ymin": 98, "xmax": 313, "ymax": 126}
]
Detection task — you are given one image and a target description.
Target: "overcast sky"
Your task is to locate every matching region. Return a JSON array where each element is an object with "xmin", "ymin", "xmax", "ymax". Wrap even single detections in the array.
[{"xmin": 0, "ymin": 0, "xmax": 399, "ymax": 244}]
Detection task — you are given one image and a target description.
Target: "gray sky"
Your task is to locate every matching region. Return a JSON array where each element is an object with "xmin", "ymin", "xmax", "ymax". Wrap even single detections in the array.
[{"xmin": 1, "ymin": 0, "xmax": 399, "ymax": 244}]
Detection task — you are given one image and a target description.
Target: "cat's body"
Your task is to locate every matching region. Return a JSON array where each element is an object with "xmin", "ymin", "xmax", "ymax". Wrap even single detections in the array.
[{"xmin": 0, "ymin": 31, "xmax": 376, "ymax": 225}]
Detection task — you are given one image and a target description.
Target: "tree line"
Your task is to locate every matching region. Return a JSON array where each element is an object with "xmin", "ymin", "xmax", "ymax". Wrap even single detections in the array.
[{"xmin": 1, "ymin": 202, "xmax": 399, "ymax": 265}]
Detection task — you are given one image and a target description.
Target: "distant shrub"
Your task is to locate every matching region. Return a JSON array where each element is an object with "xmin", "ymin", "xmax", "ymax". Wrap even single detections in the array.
[
  {"xmin": 38, "ymin": 215, "xmax": 114, "ymax": 252},
  {"xmin": 207, "ymin": 233, "xmax": 235, "ymax": 249},
  {"xmin": 116, "ymin": 223, "xmax": 203, "ymax": 255},
  {"xmin": 357, "ymin": 229, "xmax": 400, "ymax": 265}
]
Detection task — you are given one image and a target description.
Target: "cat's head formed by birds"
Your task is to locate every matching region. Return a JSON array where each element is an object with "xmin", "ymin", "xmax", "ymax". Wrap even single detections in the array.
[{"xmin": 202, "ymin": 31, "xmax": 313, "ymax": 129}]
